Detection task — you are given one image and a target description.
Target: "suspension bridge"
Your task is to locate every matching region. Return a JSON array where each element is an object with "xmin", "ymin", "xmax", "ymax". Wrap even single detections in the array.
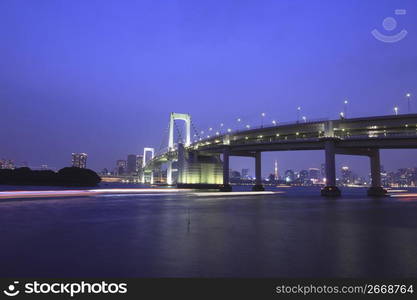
[{"xmin": 140, "ymin": 112, "xmax": 417, "ymax": 196}]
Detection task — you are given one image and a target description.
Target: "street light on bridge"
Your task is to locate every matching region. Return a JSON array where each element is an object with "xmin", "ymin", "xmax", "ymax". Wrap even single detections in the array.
[
  {"xmin": 296, "ymin": 107, "xmax": 301, "ymax": 123},
  {"xmin": 343, "ymin": 99, "xmax": 348, "ymax": 118},
  {"xmin": 261, "ymin": 112, "xmax": 266, "ymax": 127},
  {"xmin": 302, "ymin": 116, "xmax": 307, "ymax": 123},
  {"xmin": 406, "ymin": 93, "xmax": 411, "ymax": 113},
  {"xmin": 394, "ymin": 106, "xmax": 399, "ymax": 115},
  {"xmin": 340, "ymin": 112, "xmax": 345, "ymax": 119},
  {"xmin": 272, "ymin": 120, "xmax": 277, "ymax": 126},
  {"xmin": 237, "ymin": 118, "xmax": 242, "ymax": 130}
]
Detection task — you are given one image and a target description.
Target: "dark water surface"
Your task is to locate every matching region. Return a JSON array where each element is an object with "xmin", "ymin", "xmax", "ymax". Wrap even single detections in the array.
[{"xmin": 1, "ymin": 185, "xmax": 416, "ymax": 278}]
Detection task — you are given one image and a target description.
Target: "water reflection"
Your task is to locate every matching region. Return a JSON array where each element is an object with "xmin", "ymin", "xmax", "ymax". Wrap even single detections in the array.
[{"xmin": 0, "ymin": 186, "xmax": 416, "ymax": 277}]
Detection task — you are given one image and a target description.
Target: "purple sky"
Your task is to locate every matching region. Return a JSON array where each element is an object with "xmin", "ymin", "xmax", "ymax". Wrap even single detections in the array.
[{"xmin": 1, "ymin": 0, "xmax": 416, "ymax": 177}]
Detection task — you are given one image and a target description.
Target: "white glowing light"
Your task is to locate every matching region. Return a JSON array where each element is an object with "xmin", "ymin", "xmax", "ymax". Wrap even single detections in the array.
[{"xmin": 192, "ymin": 191, "xmax": 283, "ymax": 197}]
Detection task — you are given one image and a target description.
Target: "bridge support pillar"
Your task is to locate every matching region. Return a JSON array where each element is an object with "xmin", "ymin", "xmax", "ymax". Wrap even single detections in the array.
[
  {"xmin": 167, "ymin": 161, "xmax": 173, "ymax": 185},
  {"xmin": 367, "ymin": 149, "xmax": 387, "ymax": 197},
  {"xmin": 252, "ymin": 151, "xmax": 265, "ymax": 191},
  {"xmin": 220, "ymin": 148, "xmax": 232, "ymax": 192},
  {"xmin": 321, "ymin": 140, "xmax": 341, "ymax": 197}
]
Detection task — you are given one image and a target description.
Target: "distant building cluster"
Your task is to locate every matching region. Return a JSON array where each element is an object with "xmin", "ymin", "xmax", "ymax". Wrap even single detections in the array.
[
  {"xmin": 383, "ymin": 167, "xmax": 417, "ymax": 187},
  {"xmin": 227, "ymin": 160, "xmax": 417, "ymax": 188},
  {"xmin": 0, "ymin": 159, "xmax": 51, "ymax": 170},
  {"xmin": 0, "ymin": 159, "xmax": 15, "ymax": 170},
  {"xmin": 100, "ymin": 154, "xmax": 143, "ymax": 178},
  {"xmin": 280, "ymin": 167, "xmax": 323, "ymax": 185}
]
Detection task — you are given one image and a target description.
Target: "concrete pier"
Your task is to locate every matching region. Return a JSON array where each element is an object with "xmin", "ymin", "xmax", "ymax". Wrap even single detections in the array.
[
  {"xmin": 367, "ymin": 149, "xmax": 387, "ymax": 196},
  {"xmin": 321, "ymin": 140, "xmax": 341, "ymax": 196},
  {"xmin": 252, "ymin": 151, "xmax": 265, "ymax": 191},
  {"xmin": 166, "ymin": 161, "xmax": 173, "ymax": 185},
  {"xmin": 220, "ymin": 148, "xmax": 232, "ymax": 192}
]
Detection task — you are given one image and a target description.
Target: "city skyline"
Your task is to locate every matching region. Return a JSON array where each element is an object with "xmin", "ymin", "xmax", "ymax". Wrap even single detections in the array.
[{"xmin": 1, "ymin": 0, "xmax": 416, "ymax": 176}]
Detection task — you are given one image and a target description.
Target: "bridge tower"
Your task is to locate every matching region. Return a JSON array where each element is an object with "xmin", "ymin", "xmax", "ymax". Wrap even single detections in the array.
[
  {"xmin": 142, "ymin": 147, "xmax": 155, "ymax": 184},
  {"xmin": 167, "ymin": 113, "xmax": 191, "ymax": 185}
]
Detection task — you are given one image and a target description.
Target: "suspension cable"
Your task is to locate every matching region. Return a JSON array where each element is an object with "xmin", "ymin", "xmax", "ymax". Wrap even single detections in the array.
[
  {"xmin": 157, "ymin": 122, "xmax": 170, "ymax": 155},
  {"xmin": 190, "ymin": 119, "xmax": 202, "ymax": 141},
  {"xmin": 174, "ymin": 120, "xmax": 184, "ymax": 144}
]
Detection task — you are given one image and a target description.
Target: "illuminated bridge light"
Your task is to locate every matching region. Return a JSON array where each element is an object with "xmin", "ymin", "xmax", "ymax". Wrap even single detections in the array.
[
  {"xmin": 258, "ymin": 135, "xmax": 263, "ymax": 138},
  {"xmin": 296, "ymin": 132, "xmax": 299, "ymax": 136},
  {"xmin": 216, "ymin": 131, "xmax": 220, "ymax": 135},
  {"xmin": 246, "ymin": 125, "xmax": 250, "ymax": 129},
  {"xmin": 245, "ymin": 136, "xmax": 248, "ymax": 140},
  {"xmin": 276, "ymin": 133, "xmax": 280, "ymax": 137}
]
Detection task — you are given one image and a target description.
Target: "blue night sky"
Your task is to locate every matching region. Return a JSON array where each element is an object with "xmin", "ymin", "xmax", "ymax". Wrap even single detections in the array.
[{"xmin": 1, "ymin": 0, "xmax": 417, "ymax": 177}]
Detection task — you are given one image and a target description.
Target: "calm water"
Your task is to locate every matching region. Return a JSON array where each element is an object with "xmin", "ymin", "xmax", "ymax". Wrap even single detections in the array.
[{"xmin": 0, "ymin": 184, "xmax": 416, "ymax": 278}]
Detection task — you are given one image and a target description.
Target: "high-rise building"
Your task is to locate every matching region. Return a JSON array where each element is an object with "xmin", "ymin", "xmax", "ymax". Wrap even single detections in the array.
[
  {"xmin": 299, "ymin": 170, "xmax": 309, "ymax": 183},
  {"xmin": 274, "ymin": 160, "xmax": 279, "ymax": 180},
  {"xmin": 72, "ymin": 153, "xmax": 88, "ymax": 168},
  {"xmin": 116, "ymin": 160, "xmax": 127, "ymax": 175},
  {"xmin": 127, "ymin": 154, "xmax": 139, "ymax": 175},
  {"xmin": 136, "ymin": 155, "xmax": 143, "ymax": 174},
  {"xmin": 241, "ymin": 168, "xmax": 249, "ymax": 179},
  {"xmin": 284, "ymin": 169, "xmax": 295, "ymax": 182},
  {"xmin": 309, "ymin": 168, "xmax": 320, "ymax": 180},
  {"xmin": 341, "ymin": 166, "xmax": 353, "ymax": 185}
]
